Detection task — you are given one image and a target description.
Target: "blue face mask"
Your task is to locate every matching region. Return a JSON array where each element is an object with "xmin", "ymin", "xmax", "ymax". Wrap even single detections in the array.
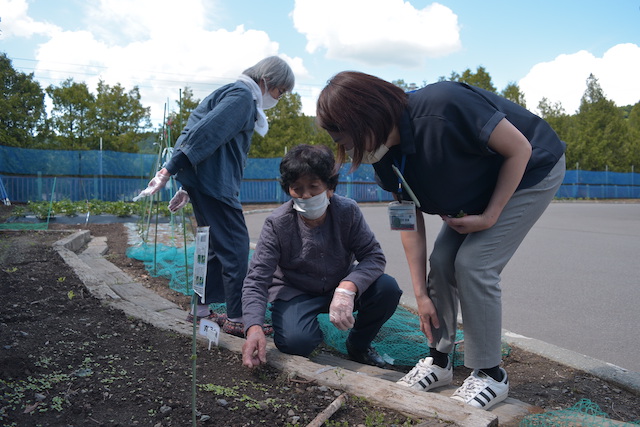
[{"xmin": 293, "ymin": 191, "xmax": 330, "ymax": 220}]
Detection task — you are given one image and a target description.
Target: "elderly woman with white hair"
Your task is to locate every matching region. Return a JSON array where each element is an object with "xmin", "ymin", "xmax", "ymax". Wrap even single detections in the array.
[{"xmin": 136, "ymin": 56, "xmax": 295, "ymax": 336}]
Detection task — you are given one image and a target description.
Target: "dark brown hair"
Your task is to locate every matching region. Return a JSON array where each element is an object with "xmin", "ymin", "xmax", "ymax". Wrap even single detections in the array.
[
  {"xmin": 316, "ymin": 71, "xmax": 408, "ymax": 168},
  {"xmin": 279, "ymin": 144, "xmax": 339, "ymax": 194}
]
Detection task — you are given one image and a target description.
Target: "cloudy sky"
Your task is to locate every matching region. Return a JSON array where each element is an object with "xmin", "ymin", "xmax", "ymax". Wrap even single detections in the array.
[{"xmin": 2, "ymin": 0, "xmax": 639, "ymax": 127}]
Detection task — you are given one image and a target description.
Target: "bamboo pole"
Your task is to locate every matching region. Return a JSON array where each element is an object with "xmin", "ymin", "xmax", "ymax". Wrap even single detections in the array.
[{"xmin": 305, "ymin": 392, "xmax": 348, "ymax": 427}]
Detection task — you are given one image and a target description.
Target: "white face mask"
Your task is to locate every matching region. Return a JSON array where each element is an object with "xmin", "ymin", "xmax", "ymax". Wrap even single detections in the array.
[
  {"xmin": 261, "ymin": 78, "xmax": 279, "ymax": 110},
  {"xmin": 346, "ymin": 144, "xmax": 389, "ymax": 164},
  {"xmin": 293, "ymin": 191, "xmax": 330, "ymax": 220},
  {"xmin": 262, "ymin": 92, "xmax": 278, "ymax": 109}
]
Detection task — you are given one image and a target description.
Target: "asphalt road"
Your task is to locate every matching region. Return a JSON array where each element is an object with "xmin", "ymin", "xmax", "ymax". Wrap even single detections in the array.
[{"xmin": 245, "ymin": 201, "xmax": 640, "ymax": 373}]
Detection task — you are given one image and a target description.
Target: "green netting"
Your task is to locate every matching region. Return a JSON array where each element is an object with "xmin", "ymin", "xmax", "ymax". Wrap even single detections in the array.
[
  {"xmin": 520, "ymin": 398, "xmax": 640, "ymax": 426},
  {"xmin": 318, "ymin": 307, "xmax": 511, "ymax": 367},
  {"xmin": 318, "ymin": 307, "xmax": 466, "ymax": 366},
  {"xmin": 127, "ymin": 240, "xmax": 513, "ymax": 367},
  {"xmin": 0, "ymin": 222, "xmax": 48, "ymax": 230},
  {"xmin": 126, "ymin": 242, "xmax": 196, "ymax": 295}
]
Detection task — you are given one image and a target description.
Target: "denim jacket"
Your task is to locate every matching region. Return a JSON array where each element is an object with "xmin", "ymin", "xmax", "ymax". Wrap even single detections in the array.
[{"xmin": 167, "ymin": 81, "xmax": 257, "ymax": 209}]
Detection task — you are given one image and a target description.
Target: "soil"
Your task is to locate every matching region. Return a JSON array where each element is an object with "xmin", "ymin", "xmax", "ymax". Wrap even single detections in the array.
[{"xmin": 1, "ymin": 204, "xmax": 639, "ymax": 426}]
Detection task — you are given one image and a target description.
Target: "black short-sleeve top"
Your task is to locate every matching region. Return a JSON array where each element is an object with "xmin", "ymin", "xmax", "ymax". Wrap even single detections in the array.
[{"xmin": 373, "ymin": 81, "xmax": 566, "ymax": 215}]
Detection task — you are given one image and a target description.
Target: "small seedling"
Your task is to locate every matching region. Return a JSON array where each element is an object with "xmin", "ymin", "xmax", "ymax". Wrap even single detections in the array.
[{"xmin": 448, "ymin": 210, "xmax": 466, "ymax": 218}]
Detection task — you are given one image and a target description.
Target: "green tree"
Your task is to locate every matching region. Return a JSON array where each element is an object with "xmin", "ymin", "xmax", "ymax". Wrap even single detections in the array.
[
  {"xmin": 569, "ymin": 74, "xmax": 629, "ymax": 171},
  {"xmin": 249, "ymin": 92, "xmax": 332, "ymax": 157},
  {"xmin": 164, "ymin": 86, "xmax": 200, "ymax": 148},
  {"xmin": 619, "ymin": 104, "xmax": 633, "ymax": 119},
  {"xmin": 392, "ymin": 79, "xmax": 422, "ymax": 91},
  {"xmin": 0, "ymin": 53, "xmax": 47, "ymax": 147},
  {"xmin": 392, "ymin": 79, "xmax": 410, "ymax": 91},
  {"xmin": 46, "ymin": 78, "xmax": 95, "ymax": 149},
  {"xmin": 445, "ymin": 66, "xmax": 497, "ymax": 92},
  {"xmin": 89, "ymin": 80, "xmax": 151, "ymax": 152},
  {"xmin": 538, "ymin": 97, "xmax": 572, "ymax": 143},
  {"xmin": 625, "ymin": 102, "xmax": 640, "ymax": 169},
  {"xmin": 628, "ymin": 102, "xmax": 640, "ymax": 134},
  {"xmin": 501, "ymin": 82, "xmax": 527, "ymax": 108}
]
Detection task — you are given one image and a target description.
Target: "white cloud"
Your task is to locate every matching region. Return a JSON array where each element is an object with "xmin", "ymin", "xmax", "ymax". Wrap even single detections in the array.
[
  {"xmin": 597, "ymin": 44, "xmax": 640, "ymax": 107},
  {"xmin": 11, "ymin": 0, "xmax": 307, "ymax": 126},
  {"xmin": 296, "ymin": 84, "xmax": 322, "ymax": 116},
  {"xmin": 83, "ymin": 0, "xmax": 217, "ymax": 46},
  {"xmin": 0, "ymin": 0, "xmax": 59, "ymax": 38},
  {"xmin": 291, "ymin": 0, "xmax": 461, "ymax": 67},
  {"xmin": 520, "ymin": 43, "xmax": 640, "ymax": 115}
]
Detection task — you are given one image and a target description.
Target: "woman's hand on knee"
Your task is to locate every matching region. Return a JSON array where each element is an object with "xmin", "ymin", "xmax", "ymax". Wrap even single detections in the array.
[
  {"xmin": 416, "ymin": 295, "xmax": 439, "ymax": 343},
  {"xmin": 329, "ymin": 286, "xmax": 356, "ymax": 330},
  {"xmin": 242, "ymin": 325, "xmax": 267, "ymax": 368}
]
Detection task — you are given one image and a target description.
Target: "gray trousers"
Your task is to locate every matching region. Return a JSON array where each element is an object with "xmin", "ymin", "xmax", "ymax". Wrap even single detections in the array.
[{"xmin": 427, "ymin": 155, "xmax": 565, "ymax": 369}]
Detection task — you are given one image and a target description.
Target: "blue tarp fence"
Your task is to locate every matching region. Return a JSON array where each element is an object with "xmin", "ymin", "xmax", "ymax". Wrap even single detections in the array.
[
  {"xmin": 1, "ymin": 145, "xmax": 638, "ymax": 203},
  {"xmin": 556, "ymin": 169, "xmax": 640, "ymax": 199}
]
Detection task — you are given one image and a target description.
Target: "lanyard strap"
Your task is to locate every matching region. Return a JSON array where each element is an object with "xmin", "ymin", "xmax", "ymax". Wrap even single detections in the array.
[
  {"xmin": 391, "ymin": 155, "xmax": 421, "ymax": 208},
  {"xmin": 394, "ymin": 155, "xmax": 406, "ymax": 196}
]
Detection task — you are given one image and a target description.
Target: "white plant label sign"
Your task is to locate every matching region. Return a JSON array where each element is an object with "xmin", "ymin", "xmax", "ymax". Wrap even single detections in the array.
[
  {"xmin": 199, "ymin": 319, "xmax": 220, "ymax": 349},
  {"xmin": 193, "ymin": 226, "xmax": 209, "ymax": 303}
]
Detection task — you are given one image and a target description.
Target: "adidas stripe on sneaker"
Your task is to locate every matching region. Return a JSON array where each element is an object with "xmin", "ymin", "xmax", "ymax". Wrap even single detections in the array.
[
  {"xmin": 451, "ymin": 368, "xmax": 509, "ymax": 410},
  {"xmin": 396, "ymin": 357, "xmax": 453, "ymax": 391}
]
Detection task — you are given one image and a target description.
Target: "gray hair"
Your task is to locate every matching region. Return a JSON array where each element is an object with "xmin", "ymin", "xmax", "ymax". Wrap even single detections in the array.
[{"xmin": 243, "ymin": 56, "xmax": 295, "ymax": 92}]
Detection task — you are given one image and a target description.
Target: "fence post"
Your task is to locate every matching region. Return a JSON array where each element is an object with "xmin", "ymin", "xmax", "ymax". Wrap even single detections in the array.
[
  {"xmin": 605, "ymin": 165, "xmax": 608, "ymax": 198},
  {"xmin": 575, "ymin": 163, "xmax": 579, "ymax": 198}
]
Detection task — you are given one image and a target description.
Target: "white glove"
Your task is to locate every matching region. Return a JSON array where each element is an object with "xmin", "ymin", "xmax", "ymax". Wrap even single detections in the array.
[
  {"xmin": 133, "ymin": 170, "xmax": 171, "ymax": 201},
  {"xmin": 329, "ymin": 288, "xmax": 356, "ymax": 330},
  {"xmin": 168, "ymin": 188, "xmax": 190, "ymax": 212}
]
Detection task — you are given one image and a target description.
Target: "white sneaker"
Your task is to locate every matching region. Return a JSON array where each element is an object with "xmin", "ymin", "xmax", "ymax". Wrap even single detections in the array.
[
  {"xmin": 396, "ymin": 357, "xmax": 453, "ymax": 391},
  {"xmin": 451, "ymin": 368, "xmax": 509, "ymax": 410}
]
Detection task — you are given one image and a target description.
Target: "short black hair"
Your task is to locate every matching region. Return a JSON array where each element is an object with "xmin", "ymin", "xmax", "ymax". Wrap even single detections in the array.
[{"xmin": 279, "ymin": 144, "xmax": 339, "ymax": 194}]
